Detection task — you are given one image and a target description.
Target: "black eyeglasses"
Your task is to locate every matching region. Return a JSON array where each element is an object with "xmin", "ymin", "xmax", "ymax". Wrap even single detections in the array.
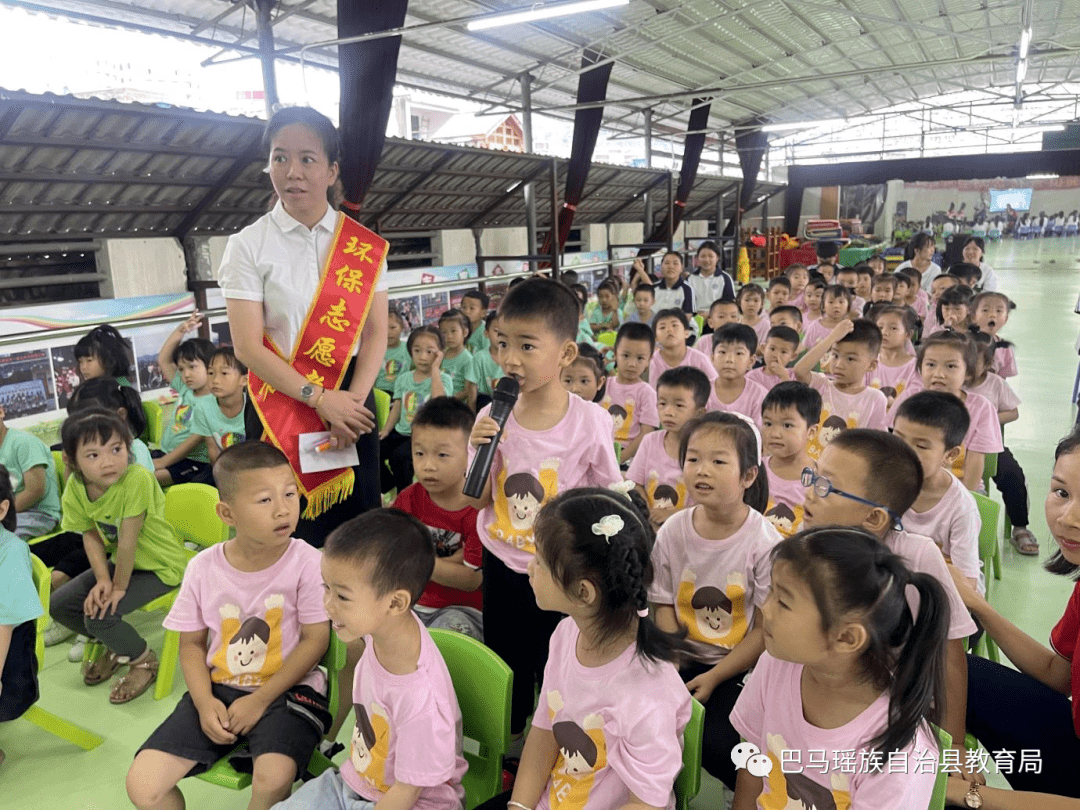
[{"xmin": 801, "ymin": 467, "xmax": 904, "ymax": 531}]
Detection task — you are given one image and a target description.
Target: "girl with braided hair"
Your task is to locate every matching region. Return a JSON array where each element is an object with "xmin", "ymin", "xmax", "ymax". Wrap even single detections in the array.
[
  {"xmin": 475, "ymin": 487, "xmax": 692, "ymax": 810},
  {"xmin": 731, "ymin": 527, "xmax": 949, "ymax": 810}
]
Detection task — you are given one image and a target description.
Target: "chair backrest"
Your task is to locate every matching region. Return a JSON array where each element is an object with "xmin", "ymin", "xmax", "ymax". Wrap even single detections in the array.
[
  {"xmin": 52, "ymin": 450, "xmax": 67, "ymax": 494},
  {"xmin": 675, "ymin": 697, "xmax": 705, "ymax": 810},
  {"xmin": 373, "ymin": 388, "xmax": 391, "ymax": 432},
  {"xmin": 30, "ymin": 554, "xmax": 49, "ymax": 669},
  {"xmin": 429, "ymin": 629, "xmax": 512, "ymax": 810},
  {"xmin": 164, "ymin": 483, "xmax": 229, "ymax": 549},
  {"xmin": 971, "ymin": 492, "xmax": 1001, "ymax": 561},
  {"xmin": 928, "ymin": 725, "xmax": 953, "ymax": 810},
  {"xmin": 597, "ymin": 330, "xmax": 617, "ymax": 348},
  {"xmin": 142, "ymin": 400, "xmax": 164, "ymax": 445},
  {"xmin": 693, "ymin": 314, "xmax": 705, "ymax": 334}
]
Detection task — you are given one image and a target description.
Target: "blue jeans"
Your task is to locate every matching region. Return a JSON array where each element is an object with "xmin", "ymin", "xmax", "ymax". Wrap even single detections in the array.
[{"xmin": 274, "ymin": 769, "xmax": 377, "ymax": 810}]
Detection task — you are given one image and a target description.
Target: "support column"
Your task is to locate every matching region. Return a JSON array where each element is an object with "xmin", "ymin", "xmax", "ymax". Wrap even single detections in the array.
[
  {"xmin": 549, "ymin": 157, "xmax": 561, "ymax": 278},
  {"xmin": 255, "ymin": 0, "xmax": 279, "ymax": 116},
  {"xmin": 643, "ymin": 109, "xmax": 653, "ymax": 243},
  {"xmin": 521, "ymin": 73, "xmax": 538, "ymax": 273}
]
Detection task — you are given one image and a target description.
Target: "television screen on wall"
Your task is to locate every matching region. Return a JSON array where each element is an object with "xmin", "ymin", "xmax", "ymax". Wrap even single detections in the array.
[{"xmin": 989, "ymin": 188, "xmax": 1033, "ymax": 211}]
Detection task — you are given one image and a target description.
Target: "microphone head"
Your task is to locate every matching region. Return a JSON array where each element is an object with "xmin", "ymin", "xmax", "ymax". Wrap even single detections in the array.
[{"xmin": 492, "ymin": 376, "xmax": 520, "ymax": 404}]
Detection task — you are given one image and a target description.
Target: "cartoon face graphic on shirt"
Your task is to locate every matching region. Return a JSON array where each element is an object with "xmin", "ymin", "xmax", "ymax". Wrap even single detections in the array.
[
  {"xmin": 385, "ymin": 358, "xmax": 403, "ymax": 381},
  {"xmin": 651, "ymin": 484, "xmax": 679, "ymax": 511},
  {"xmin": 555, "ymin": 720, "xmax": 600, "ymax": 775},
  {"xmin": 691, "ymin": 585, "xmax": 734, "ymax": 635},
  {"xmin": 545, "ymin": 697, "xmax": 608, "ymax": 810},
  {"xmin": 760, "ymin": 733, "xmax": 851, "ymax": 810},
  {"xmin": 212, "ymin": 595, "xmax": 285, "ymax": 687},
  {"xmin": 608, "ymin": 404, "xmax": 627, "ymax": 436},
  {"xmin": 351, "ymin": 702, "xmax": 391, "ymax": 792},
  {"xmin": 677, "ymin": 569, "xmax": 748, "ymax": 648},
  {"xmin": 226, "ymin": 617, "xmax": 270, "ymax": 673},
  {"xmin": 351, "ymin": 704, "xmax": 376, "ymax": 774},
  {"xmin": 818, "ymin": 415, "xmax": 849, "ymax": 446},
  {"xmin": 765, "ymin": 502, "xmax": 801, "ymax": 538},
  {"xmin": 504, "ymin": 472, "xmax": 545, "ymax": 531},
  {"xmin": 403, "ymin": 390, "xmax": 423, "ymax": 423}
]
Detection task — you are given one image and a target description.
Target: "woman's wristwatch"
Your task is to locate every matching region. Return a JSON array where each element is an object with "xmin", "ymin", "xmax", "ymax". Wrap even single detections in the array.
[
  {"xmin": 963, "ymin": 781, "xmax": 983, "ymax": 808},
  {"xmin": 299, "ymin": 383, "xmax": 324, "ymax": 408}
]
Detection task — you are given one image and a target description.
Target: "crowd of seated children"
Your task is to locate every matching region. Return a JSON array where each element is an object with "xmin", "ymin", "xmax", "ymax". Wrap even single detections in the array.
[
  {"xmin": 705, "ymin": 324, "xmax": 768, "ymax": 428},
  {"xmin": 601, "ymin": 322, "xmax": 659, "ymax": 464},
  {"xmin": 632, "ymin": 252, "xmax": 698, "ymax": 324},
  {"xmin": 153, "ymin": 313, "xmax": 215, "ymax": 487},
  {"xmin": 761, "ymin": 381, "xmax": 820, "ymax": 538},
  {"xmin": 627, "ymin": 367, "xmax": 709, "ymax": 530}
]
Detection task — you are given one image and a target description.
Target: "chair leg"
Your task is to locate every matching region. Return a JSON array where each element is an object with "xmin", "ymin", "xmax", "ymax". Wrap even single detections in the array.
[
  {"xmin": 992, "ymin": 536, "xmax": 1003, "ymax": 580},
  {"xmin": 154, "ymin": 629, "xmax": 180, "ymax": 701},
  {"xmin": 22, "ymin": 705, "xmax": 104, "ymax": 750},
  {"xmin": 985, "ymin": 635, "xmax": 1001, "ymax": 664}
]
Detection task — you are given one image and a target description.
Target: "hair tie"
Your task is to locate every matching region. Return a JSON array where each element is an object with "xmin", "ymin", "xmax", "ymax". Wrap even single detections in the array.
[
  {"xmin": 729, "ymin": 412, "xmax": 764, "ymax": 463},
  {"xmin": 636, "ymin": 608, "xmax": 649, "ymax": 618},
  {"xmin": 608, "ymin": 480, "xmax": 635, "ymax": 500},
  {"xmin": 591, "ymin": 514, "xmax": 624, "ymax": 544}
]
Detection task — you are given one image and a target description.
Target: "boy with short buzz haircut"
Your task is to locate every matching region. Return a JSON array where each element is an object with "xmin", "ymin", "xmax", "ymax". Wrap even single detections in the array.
[
  {"xmin": 601, "ymin": 321, "xmax": 659, "ymax": 462},
  {"xmin": 627, "ymin": 366, "xmax": 709, "ymax": 529},
  {"xmin": 626, "ymin": 283, "xmax": 656, "ymax": 324},
  {"xmin": 767, "ymin": 305, "xmax": 802, "ymax": 336},
  {"xmin": 154, "ymin": 311, "xmax": 215, "ymax": 486},
  {"xmin": 280, "ymin": 510, "xmax": 467, "ymax": 810},
  {"xmin": 469, "ymin": 277, "xmax": 621, "ymax": 739},
  {"xmin": 760, "ymin": 381, "xmax": 821, "ymax": 537},
  {"xmin": 698, "ymin": 297, "xmax": 740, "ymax": 347},
  {"xmin": 191, "ymin": 346, "xmax": 247, "ymax": 465},
  {"xmin": 794, "ymin": 318, "xmax": 888, "ymax": 459},
  {"xmin": 747, "ymin": 325, "xmax": 799, "ymax": 392},
  {"xmin": 893, "ymin": 391, "xmax": 982, "ymax": 592},
  {"xmin": 128, "ymin": 442, "xmax": 331, "ymax": 810},
  {"xmin": 706, "ymin": 323, "xmax": 768, "ymax": 427},
  {"xmin": 460, "ymin": 289, "xmax": 490, "ymax": 355},
  {"xmin": 801, "ymin": 430, "xmax": 978, "ymax": 774},
  {"xmin": 392, "ymin": 396, "xmax": 483, "ymax": 640},
  {"xmin": 649, "ymin": 308, "xmax": 718, "ymax": 387},
  {"xmin": 765, "ymin": 276, "xmax": 791, "ymax": 310}
]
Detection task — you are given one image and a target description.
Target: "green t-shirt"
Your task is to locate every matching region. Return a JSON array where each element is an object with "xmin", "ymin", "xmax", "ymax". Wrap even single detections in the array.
[
  {"xmin": 61, "ymin": 464, "xmax": 186, "ymax": 586},
  {"xmin": 440, "ymin": 349, "xmax": 478, "ymax": 397},
  {"xmin": 588, "ymin": 305, "xmax": 620, "ymax": 332},
  {"xmin": 132, "ymin": 439, "xmax": 155, "ymax": 472},
  {"xmin": 376, "ymin": 342, "xmax": 412, "ymax": 394},
  {"xmin": 392, "ymin": 370, "xmax": 454, "ymax": 436},
  {"xmin": 467, "ymin": 327, "xmax": 490, "ymax": 355},
  {"xmin": 472, "ymin": 348, "xmax": 503, "ymax": 397},
  {"xmin": 0, "ymin": 427, "xmax": 61, "ymax": 524},
  {"xmin": 577, "ymin": 318, "xmax": 594, "ymax": 345},
  {"xmin": 162, "ymin": 371, "xmax": 210, "ymax": 462},
  {"xmin": 190, "ymin": 394, "xmax": 247, "ymax": 451}
]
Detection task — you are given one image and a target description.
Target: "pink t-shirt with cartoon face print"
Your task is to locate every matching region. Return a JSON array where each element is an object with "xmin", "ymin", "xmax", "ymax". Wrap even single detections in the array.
[
  {"xmin": 164, "ymin": 538, "xmax": 327, "ymax": 693},
  {"xmin": 806, "ymin": 373, "xmax": 889, "ymax": 459},
  {"xmin": 868, "ymin": 357, "xmax": 922, "ymax": 408},
  {"xmin": 764, "ymin": 462, "xmax": 807, "ymax": 538},
  {"xmin": 625, "ymin": 430, "xmax": 693, "ymax": 513},
  {"xmin": 532, "ymin": 618, "xmax": 691, "ymax": 810},
  {"xmin": 472, "ymin": 394, "xmax": 622, "ymax": 574},
  {"xmin": 601, "ymin": 379, "xmax": 660, "ymax": 445}
]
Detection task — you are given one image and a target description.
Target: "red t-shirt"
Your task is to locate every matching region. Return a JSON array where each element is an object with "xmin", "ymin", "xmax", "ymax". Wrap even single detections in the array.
[
  {"xmin": 1050, "ymin": 580, "xmax": 1080, "ymax": 736},
  {"xmin": 392, "ymin": 484, "xmax": 483, "ymax": 611}
]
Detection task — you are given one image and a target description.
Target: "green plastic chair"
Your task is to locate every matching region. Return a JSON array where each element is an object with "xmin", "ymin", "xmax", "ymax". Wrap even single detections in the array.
[
  {"xmin": 23, "ymin": 554, "xmax": 104, "ymax": 751},
  {"xmin": 374, "ymin": 388, "xmax": 391, "ymax": 432},
  {"xmin": 971, "ymin": 493, "xmax": 1002, "ymax": 664},
  {"xmin": 429, "ymin": 629, "xmax": 513, "ymax": 810},
  {"xmin": 196, "ymin": 634, "xmax": 348, "ymax": 790},
  {"xmin": 981, "ymin": 453, "xmax": 1006, "ymax": 579},
  {"xmin": 154, "ymin": 484, "xmax": 230, "ymax": 699},
  {"xmin": 142, "ymin": 400, "xmax": 165, "ymax": 446},
  {"xmin": 928, "ymin": 726, "xmax": 952, "ymax": 810},
  {"xmin": 674, "ymin": 697, "xmax": 705, "ymax": 810},
  {"xmin": 597, "ymin": 331, "xmax": 617, "ymax": 348},
  {"xmin": 692, "ymin": 314, "xmax": 705, "ymax": 335}
]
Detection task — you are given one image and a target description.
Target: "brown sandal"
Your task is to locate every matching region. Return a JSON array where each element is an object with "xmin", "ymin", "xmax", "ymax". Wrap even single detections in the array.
[
  {"xmin": 83, "ymin": 649, "xmax": 123, "ymax": 686},
  {"xmin": 109, "ymin": 651, "xmax": 159, "ymax": 704}
]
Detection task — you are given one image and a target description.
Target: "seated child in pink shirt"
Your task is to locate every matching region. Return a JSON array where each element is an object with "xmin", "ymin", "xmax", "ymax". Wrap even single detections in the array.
[
  {"xmin": 694, "ymin": 297, "xmax": 740, "ymax": 359},
  {"xmin": 279, "ymin": 510, "xmax": 467, "ymax": 810},
  {"xmin": 972, "ymin": 291, "xmax": 1018, "ymax": 378},
  {"xmin": 650, "ymin": 413, "xmax": 781, "ymax": 790},
  {"xmin": 871, "ymin": 305, "xmax": 921, "ymax": 408},
  {"xmin": 800, "ymin": 284, "xmax": 851, "ymax": 351},
  {"xmin": 767, "ymin": 305, "xmax": 802, "ymax": 337},
  {"xmin": 732, "ymin": 529, "xmax": 945, "ymax": 810},
  {"xmin": 737, "ymin": 284, "xmax": 771, "ymax": 348},
  {"xmin": 894, "ymin": 392, "xmax": 982, "ymax": 592},
  {"xmin": 469, "ymin": 278, "xmax": 622, "ymax": 738},
  {"xmin": 747, "ymin": 325, "xmax": 799, "ymax": 392},
  {"xmin": 761, "ymin": 381, "xmax": 821, "ymax": 538},
  {"xmin": 835, "ymin": 266, "xmax": 867, "ymax": 316},
  {"xmin": 799, "ymin": 278, "xmax": 827, "ymax": 322},
  {"xmin": 794, "ymin": 319, "xmax": 889, "ymax": 459},
  {"xmin": 627, "ymin": 367, "xmax": 709, "ymax": 529},
  {"xmin": 560, "ymin": 345, "xmax": 606, "ymax": 404},
  {"xmin": 706, "ymin": 324, "xmax": 768, "ymax": 427},
  {"xmin": 601, "ymin": 322, "xmax": 659, "ymax": 463},
  {"xmin": 648, "ymin": 308, "xmax": 717, "ymax": 387},
  {"xmin": 801, "ymin": 431, "xmax": 979, "ymax": 768},
  {"xmin": 493, "ymin": 488, "xmax": 692, "ymax": 810},
  {"xmin": 765, "ymin": 276, "xmax": 790, "ymax": 312},
  {"xmin": 392, "ymin": 397, "xmax": 483, "ymax": 640},
  {"xmin": 785, "ymin": 263, "xmax": 809, "ymax": 310},
  {"xmin": 870, "ymin": 272, "xmax": 897, "ymax": 306},
  {"xmin": 128, "ymin": 443, "xmax": 331, "ymax": 810}
]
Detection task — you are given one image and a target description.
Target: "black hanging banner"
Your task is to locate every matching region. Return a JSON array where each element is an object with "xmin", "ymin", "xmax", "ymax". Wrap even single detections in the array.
[
  {"xmin": 541, "ymin": 50, "xmax": 614, "ymax": 258},
  {"xmin": 337, "ymin": 0, "xmax": 411, "ymax": 221}
]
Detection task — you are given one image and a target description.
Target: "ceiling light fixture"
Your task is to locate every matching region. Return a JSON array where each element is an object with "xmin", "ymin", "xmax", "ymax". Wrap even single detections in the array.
[
  {"xmin": 467, "ymin": 0, "xmax": 630, "ymax": 31},
  {"xmin": 761, "ymin": 118, "xmax": 845, "ymax": 132},
  {"xmin": 1019, "ymin": 26, "xmax": 1032, "ymax": 60}
]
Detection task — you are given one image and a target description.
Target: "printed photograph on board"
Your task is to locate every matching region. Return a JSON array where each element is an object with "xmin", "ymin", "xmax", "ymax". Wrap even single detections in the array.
[{"xmin": 0, "ymin": 348, "xmax": 55, "ymax": 418}]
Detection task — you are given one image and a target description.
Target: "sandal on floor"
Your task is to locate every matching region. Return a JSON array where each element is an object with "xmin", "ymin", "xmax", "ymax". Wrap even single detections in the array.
[
  {"xmin": 109, "ymin": 651, "xmax": 158, "ymax": 704},
  {"xmin": 83, "ymin": 649, "xmax": 123, "ymax": 686},
  {"xmin": 1009, "ymin": 528, "xmax": 1039, "ymax": 556}
]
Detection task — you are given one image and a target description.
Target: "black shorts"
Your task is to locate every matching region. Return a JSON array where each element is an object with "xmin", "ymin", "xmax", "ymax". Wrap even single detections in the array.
[
  {"xmin": 30, "ymin": 532, "xmax": 90, "ymax": 579},
  {"xmin": 138, "ymin": 683, "xmax": 327, "ymax": 776},
  {"xmin": 0, "ymin": 621, "xmax": 38, "ymax": 721},
  {"xmin": 150, "ymin": 450, "xmax": 212, "ymax": 485}
]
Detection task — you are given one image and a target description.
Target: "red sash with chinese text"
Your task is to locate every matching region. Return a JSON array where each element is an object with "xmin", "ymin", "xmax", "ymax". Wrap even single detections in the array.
[{"xmin": 249, "ymin": 213, "xmax": 387, "ymax": 519}]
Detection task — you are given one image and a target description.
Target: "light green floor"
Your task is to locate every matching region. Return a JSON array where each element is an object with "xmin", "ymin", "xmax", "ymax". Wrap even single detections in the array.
[{"xmin": 6, "ymin": 238, "xmax": 1080, "ymax": 808}]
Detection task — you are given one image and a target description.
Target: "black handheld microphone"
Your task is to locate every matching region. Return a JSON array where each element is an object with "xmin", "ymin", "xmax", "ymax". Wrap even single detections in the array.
[{"xmin": 464, "ymin": 376, "xmax": 520, "ymax": 499}]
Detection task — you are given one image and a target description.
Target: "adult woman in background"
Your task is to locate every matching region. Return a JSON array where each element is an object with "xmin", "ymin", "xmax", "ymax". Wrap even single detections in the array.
[{"xmin": 960, "ymin": 235, "xmax": 999, "ymax": 292}]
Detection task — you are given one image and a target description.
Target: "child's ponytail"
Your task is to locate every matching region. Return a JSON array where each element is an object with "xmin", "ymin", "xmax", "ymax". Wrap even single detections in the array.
[
  {"xmin": 534, "ymin": 487, "xmax": 690, "ymax": 666},
  {"xmin": 68, "ymin": 377, "xmax": 147, "ymax": 439}
]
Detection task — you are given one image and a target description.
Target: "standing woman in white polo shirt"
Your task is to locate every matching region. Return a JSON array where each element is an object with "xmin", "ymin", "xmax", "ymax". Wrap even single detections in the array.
[{"xmin": 218, "ymin": 107, "xmax": 388, "ymax": 545}]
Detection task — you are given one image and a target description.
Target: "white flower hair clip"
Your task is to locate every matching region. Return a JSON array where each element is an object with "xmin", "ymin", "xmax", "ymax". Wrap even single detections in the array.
[
  {"xmin": 608, "ymin": 480, "xmax": 636, "ymax": 499},
  {"xmin": 592, "ymin": 514, "xmax": 624, "ymax": 543}
]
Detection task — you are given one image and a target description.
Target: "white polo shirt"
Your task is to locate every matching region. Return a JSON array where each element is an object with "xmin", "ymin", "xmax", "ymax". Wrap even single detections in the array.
[{"xmin": 218, "ymin": 201, "xmax": 388, "ymax": 357}]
